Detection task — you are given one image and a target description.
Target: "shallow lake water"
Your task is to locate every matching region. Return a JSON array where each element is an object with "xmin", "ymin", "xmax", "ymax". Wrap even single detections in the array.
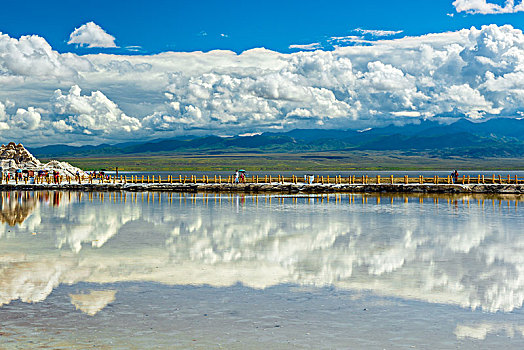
[{"xmin": 1, "ymin": 191, "xmax": 524, "ymax": 349}]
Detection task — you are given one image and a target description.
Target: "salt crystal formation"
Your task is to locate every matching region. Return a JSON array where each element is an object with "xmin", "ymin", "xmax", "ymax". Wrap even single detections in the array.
[{"xmin": 0, "ymin": 142, "xmax": 84, "ymax": 176}]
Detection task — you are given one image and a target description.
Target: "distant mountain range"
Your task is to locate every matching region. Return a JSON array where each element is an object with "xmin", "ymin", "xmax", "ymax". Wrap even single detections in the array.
[{"xmin": 24, "ymin": 118, "xmax": 524, "ymax": 159}]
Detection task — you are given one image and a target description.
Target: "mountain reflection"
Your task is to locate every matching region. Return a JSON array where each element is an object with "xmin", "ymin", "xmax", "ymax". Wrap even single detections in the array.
[{"xmin": 0, "ymin": 191, "xmax": 523, "ymax": 313}]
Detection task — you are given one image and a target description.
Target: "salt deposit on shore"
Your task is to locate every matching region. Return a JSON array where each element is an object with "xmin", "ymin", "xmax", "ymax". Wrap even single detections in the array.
[{"xmin": 0, "ymin": 142, "xmax": 84, "ymax": 177}]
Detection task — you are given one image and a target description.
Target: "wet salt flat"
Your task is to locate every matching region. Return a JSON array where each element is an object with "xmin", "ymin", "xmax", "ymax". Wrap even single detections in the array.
[{"xmin": 1, "ymin": 191, "xmax": 524, "ymax": 349}]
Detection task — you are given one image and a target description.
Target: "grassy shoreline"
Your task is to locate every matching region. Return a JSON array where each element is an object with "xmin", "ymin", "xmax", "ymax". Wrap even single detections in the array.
[{"xmin": 42, "ymin": 151, "xmax": 524, "ymax": 172}]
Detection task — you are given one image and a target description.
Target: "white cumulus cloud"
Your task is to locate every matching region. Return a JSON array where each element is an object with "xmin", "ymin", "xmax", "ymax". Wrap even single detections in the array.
[
  {"xmin": 12, "ymin": 107, "xmax": 41, "ymax": 130},
  {"xmin": 453, "ymin": 0, "xmax": 524, "ymax": 14},
  {"xmin": 68, "ymin": 22, "xmax": 117, "ymax": 48},
  {"xmin": 51, "ymin": 85, "xmax": 141, "ymax": 135},
  {"xmin": 2, "ymin": 24, "xmax": 524, "ymax": 145},
  {"xmin": 0, "ymin": 32, "xmax": 92, "ymax": 78}
]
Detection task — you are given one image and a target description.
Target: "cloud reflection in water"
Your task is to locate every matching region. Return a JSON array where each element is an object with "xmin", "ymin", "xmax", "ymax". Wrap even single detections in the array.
[{"xmin": 0, "ymin": 191, "xmax": 522, "ymax": 314}]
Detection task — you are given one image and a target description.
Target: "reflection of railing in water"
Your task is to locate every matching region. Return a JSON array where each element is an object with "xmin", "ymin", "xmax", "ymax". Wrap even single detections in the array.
[
  {"xmin": 2, "ymin": 191, "xmax": 520, "ymax": 214},
  {"xmin": 0, "ymin": 189, "xmax": 520, "ymax": 227},
  {"xmin": 1, "ymin": 173, "xmax": 523, "ymax": 185}
]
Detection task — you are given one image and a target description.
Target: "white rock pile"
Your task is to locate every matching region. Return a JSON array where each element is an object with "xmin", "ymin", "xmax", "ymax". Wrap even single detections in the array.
[{"xmin": 0, "ymin": 142, "xmax": 84, "ymax": 177}]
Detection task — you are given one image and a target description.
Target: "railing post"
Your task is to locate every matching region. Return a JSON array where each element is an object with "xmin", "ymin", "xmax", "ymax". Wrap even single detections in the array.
[
  {"xmin": 377, "ymin": 175, "xmax": 380, "ymax": 184},
  {"xmin": 482, "ymin": 175, "xmax": 485, "ymax": 184},
  {"xmin": 404, "ymin": 175, "xmax": 408, "ymax": 184}
]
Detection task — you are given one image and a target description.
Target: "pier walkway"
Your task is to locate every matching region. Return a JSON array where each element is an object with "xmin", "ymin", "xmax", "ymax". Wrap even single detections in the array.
[{"xmin": 0, "ymin": 173, "xmax": 523, "ymax": 194}]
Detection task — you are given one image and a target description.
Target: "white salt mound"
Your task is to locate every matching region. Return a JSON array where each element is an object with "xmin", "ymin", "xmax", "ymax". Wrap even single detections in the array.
[{"xmin": 0, "ymin": 142, "xmax": 84, "ymax": 177}]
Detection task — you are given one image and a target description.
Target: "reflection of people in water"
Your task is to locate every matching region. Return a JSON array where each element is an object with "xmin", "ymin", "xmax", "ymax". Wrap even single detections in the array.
[
  {"xmin": 53, "ymin": 192, "xmax": 60, "ymax": 207},
  {"xmin": 0, "ymin": 191, "xmax": 77, "ymax": 226},
  {"xmin": 0, "ymin": 192, "xmax": 37, "ymax": 226}
]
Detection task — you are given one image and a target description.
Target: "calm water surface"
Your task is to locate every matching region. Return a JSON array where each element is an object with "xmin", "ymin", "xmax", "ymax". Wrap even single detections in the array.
[{"xmin": 1, "ymin": 191, "xmax": 524, "ymax": 349}]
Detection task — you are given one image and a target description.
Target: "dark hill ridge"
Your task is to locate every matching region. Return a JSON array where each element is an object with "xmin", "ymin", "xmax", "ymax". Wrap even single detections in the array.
[{"xmin": 23, "ymin": 117, "xmax": 524, "ymax": 158}]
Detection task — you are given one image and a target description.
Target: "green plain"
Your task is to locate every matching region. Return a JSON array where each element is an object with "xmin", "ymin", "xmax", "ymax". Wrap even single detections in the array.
[{"xmin": 44, "ymin": 151, "xmax": 524, "ymax": 171}]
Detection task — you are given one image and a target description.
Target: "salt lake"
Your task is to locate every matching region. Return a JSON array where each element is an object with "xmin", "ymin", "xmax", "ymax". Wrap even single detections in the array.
[{"xmin": 1, "ymin": 190, "xmax": 523, "ymax": 349}]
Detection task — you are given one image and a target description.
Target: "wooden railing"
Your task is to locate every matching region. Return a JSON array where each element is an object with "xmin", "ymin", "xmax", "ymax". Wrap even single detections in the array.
[{"xmin": 1, "ymin": 174, "xmax": 520, "ymax": 185}]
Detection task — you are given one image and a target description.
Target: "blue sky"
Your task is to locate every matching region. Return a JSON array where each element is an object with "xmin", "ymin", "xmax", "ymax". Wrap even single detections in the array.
[
  {"xmin": 0, "ymin": 0, "xmax": 522, "ymax": 54},
  {"xmin": 2, "ymin": 0, "xmax": 524, "ymax": 145}
]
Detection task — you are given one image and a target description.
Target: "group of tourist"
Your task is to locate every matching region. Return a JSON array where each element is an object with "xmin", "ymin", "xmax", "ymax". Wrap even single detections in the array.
[
  {"xmin": 87, "ymin": 170, "xmax": 109, "ymax": 180},
  {"xmin": 0, "ymin": 167, "xmax": 73, "ymax": 184},
  {"xmin": 451, "ymin": 169, "xmax": 459, "ymax": 183},
  {"xmin": 234, "ymin": 170, "xmax": 246, "ymax": 184}
]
